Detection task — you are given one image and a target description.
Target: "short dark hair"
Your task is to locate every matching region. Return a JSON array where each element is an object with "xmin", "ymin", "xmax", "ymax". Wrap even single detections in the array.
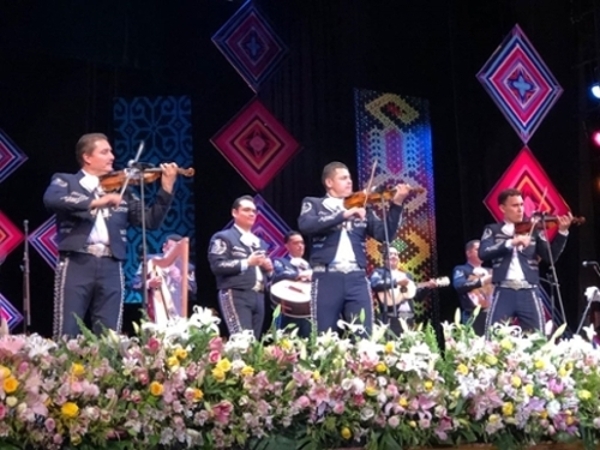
[
  {"xmin": 465, "ymin": 239, "xmax": 479, "ymax": 252},
  {"xmin": 284, "ymin": 230, "xmax": 302, "ymax": 243},
  {"xmin": 75, "ymin": 133, "xmax": 108, "ymax": 166},
  {"xmin": 232, "ymin": 195, "xmax": 255, "ymax": 210},
  {"xmin": 498, "ymin": 188, "xmax": 522, "ymax": 205},
  {"xmin": 165, "ymin": 234, "xmax": 183, "ymax": 242},
  {"xmin": 321, "ymin": 161, "xmax": 348, "ymax": 188}
]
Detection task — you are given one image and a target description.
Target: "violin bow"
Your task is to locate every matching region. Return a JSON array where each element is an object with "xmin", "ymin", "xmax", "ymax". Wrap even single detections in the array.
[
  {"xmin": 118, "ymin": 141, "xmax": 145, "ymax": 197},
  {"xmin": 362, "ymin": 161, "xmax": 378, "ymax": 209}
]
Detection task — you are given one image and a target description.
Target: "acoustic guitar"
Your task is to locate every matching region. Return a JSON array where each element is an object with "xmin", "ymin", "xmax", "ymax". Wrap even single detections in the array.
[{"xmin": 377, "ymin": 276, "xmax": 450, "ymax": 305}]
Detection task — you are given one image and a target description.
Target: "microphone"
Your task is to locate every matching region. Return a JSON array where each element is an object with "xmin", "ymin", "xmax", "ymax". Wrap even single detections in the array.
[{"xmin": 582, "ymin": 261, "xmax": 599, "ymax": 267}]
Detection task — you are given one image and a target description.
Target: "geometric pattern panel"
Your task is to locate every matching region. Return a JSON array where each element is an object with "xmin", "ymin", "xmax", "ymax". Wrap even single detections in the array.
[
  {"xmin": 113, "ymin": 96, "xmax": 195, "ymax": 304},
  {"xmin": 223, "ymin": 194, "xmax": 291, "ymax": 260},
  {"xmin": 355, "ymin": 89, "xmax": 436, "ymax": 319},
  {"xmin": 0, "ymin": 209, "xmax": 25, "ymax": 257},
  {"xmin": 483, "ymin": 146, "xmax": 570, "ymax": 241},
  {"xmin": 212, "ymin": 0, "xmax": 288, "ymax": 93},
  {"xmin": 0, "ymin": 292, "xmax": 23, "ymax": 331},
  {"xmin": 0, "ymin": 129, "xmax": 28, "ymax": 183},
  {"xmin": 28, "ymin": 215, "xmax": 58, "ymax": 268},
  {"xmin": 477, "ymin": 24, "xmax": 563, "ymax": 144},
  {"xmin": 211, "ymin": 98, "xmax": 300, "ymax": 191}
]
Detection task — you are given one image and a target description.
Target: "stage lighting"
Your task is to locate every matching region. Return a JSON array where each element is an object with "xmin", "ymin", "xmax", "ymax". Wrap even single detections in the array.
[
  {"xmin": 592, "ymin": 83, "xmax": 600, "ymax": 99},
  {"xmin": 592, "ymin": 130, "xmax": 600, "ymax": 147}
]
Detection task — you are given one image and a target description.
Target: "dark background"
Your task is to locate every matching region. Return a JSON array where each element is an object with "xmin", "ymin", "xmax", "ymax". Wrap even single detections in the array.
[{"xmin": 0, "ymin": 0, "xmax": 597, "ymax": 337}]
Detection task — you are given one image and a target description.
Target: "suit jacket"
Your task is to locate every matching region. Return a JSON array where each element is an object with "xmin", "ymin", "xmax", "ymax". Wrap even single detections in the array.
[
  {"xmin": 452, "ymin": 263, "xmax": 486, "ymax": 312},
  {"xmin": 208, "ymin": 227, "xmax": 270, "ymax": 290},
  {"xmin": 478, "ymin": 222, "xmax": 568, "ymax": 285},
  {"xmin": 43, "ymin": 171, "xmax": 173, "ymax": 260},
  {"xmin": 271, "ymin": 256, "xmax": 311, "ymax": 285},
  {"xmin": 297, "ymin": 196, "xmax": 403, "ymax": 267}
]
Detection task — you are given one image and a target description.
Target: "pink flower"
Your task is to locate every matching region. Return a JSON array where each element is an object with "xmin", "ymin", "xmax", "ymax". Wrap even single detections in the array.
[
  {"xmin": 333, "ymin": 402, "xmax": 345, "ymax": 414},
  {"xmin": 146, "ymin": 337, "xmax": 161, "ymax": 353},
  {"xmin": 209, "ymin": 336, "xmax": 224, "ymax": 352},
  {"xmin": 208, "ymin": 350, "xmax": 221, "ymax": 364},
  {"xmin": 0, "ymin": 404, "xmax": 6, "ymax": 420},
  {"xmin": 45, "ymin": 418, "xmax": 56, "ymax": 432},
  {"xmin": 294, "ymin": 395, "xmax": 311, "ymax": 409},
  {"xmin": 213, "ymin": 400, "xmax": 234, "ymax": 424}
]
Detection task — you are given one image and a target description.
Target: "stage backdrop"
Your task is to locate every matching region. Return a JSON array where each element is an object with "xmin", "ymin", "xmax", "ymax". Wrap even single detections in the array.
[
  {"xmin": 113, "ymin": 95, "xmax": 195, "ymax": 304},
  {"xmin": 355, "ymin": 89, "xmax": 437, "ymax": 320}
]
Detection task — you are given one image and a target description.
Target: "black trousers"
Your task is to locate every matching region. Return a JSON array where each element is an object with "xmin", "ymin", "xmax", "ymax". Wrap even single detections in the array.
[
  {"xmin": 485, "ymin": 286, "xmax": 544, "ymax": 335},
  {"xmin": 219, "ymin": 288, "xmax": 265, "ymax": 338},
  {"xmin": 53, "ymin": 252, "xmax": 123, "ymax": 338}
]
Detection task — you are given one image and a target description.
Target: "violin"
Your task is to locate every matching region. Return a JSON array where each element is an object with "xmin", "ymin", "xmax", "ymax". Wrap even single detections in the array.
[
  {"xmin": 99, "ymin": 167, "xmax": 195, "ymax": 192},
  {"xmin": 514, "ymin": 214, "xmax": 586, "ymax": 235},
  {"xmin": 343, "ymin": 186, "xmax": 425, "ymax": 209}
]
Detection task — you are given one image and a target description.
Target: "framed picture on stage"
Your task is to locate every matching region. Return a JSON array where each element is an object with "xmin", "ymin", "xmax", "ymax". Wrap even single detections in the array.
[{"xmin": 146, "ymin": 237, "xmax": 190, "ymax": 325}]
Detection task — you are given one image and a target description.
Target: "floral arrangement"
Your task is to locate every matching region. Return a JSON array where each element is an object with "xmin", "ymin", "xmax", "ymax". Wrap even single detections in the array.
[{"xmin": 0, "ymin": 307, "xmax": 600, "ymax": 450}]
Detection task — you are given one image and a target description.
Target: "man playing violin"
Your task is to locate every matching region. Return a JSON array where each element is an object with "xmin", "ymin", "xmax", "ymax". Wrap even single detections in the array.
[
  {"xmin": 44, "ymin": 133, "xmax": 178, "ymax": 338},
  {"xmin": 478, "ymin": 188, "xmax": 572, "ymax": 335},
  {"xmin": 452, "ymin": 239, "xmax": 492, "ymax": 336},
  {"xmin": 298, "ymin": 161, "xmax": 410, "ymax": 336}
]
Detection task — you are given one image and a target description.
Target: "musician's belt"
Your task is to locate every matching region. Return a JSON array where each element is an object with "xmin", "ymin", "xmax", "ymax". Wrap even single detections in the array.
[
  {"xmin": 313, "ymin": 263, "xmax": 363, "ymax": 274},
  {"xmin": 497, "ymin": 280, "xmax": 536, "ymax": 290},
  {"xmin": 82, "ymin": 243, "xmax": 113, "ymax": 258},
  {"xmin": 384, "ymin": 308, "xmax": 414, "ymax": 319},
  {"xmin": 252, "ymin": 282, "xmax": 264, "ymax": 293}
]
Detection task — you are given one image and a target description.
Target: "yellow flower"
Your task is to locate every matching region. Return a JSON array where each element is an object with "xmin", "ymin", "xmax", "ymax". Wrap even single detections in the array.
[
  {"xmin": 500, "ymin": 339, "xmax": 513, "ymax": 351},
  {"xmin": 510, "ymin": 376, "xmax": 522, "ymax": 388},
  {"xmin": 398, "ymin": 397, "xmax": 408, "ymax": 407},
  {"xmin": 409, "ymin": 420, "xmax": 417, "ymax": 428},
  {"xmin": 312, "ymin": 371, "xmax": 320, "ymax": 381},
  {"xmin": 3, "ymin": 376, "xmax": 19, "ymax": 394},
  {"xmin": 70, "ymin": 363, "xmax": 85, "ymax": 377},
  {"xmin": 212, "ymin": 367, "xmax": 226, "ymax": 382},
  {"xmin": 566, "ymin": 416, "xmax": 575, "ymax": 426},
  {"xmin": 565, "ymin": 362, "xmax": 573, "ymax": 371},
  {"xmin": 240, "ymin": 365, "xmax": 255, "ymax": 377},
  {"xmin": 149, "ymin": 381, "xmax": 164, "ymax": 396},
  {"xmin": 534, "ymin": 359, "xmax": 545, "ymax": 370},
  {"xmin": 484, "ymin": 354, "xmax": 498, "ymax": 366},
  {"xmin": 558, "ymin": 366, "xmax": 567, "ymax": 378},
  {"xmin": 502, "ymin": 402, "xmax": 514, "ymax": 417},
  {"xmin": 280, "ymin": 339, "xmax": 292, "ymax": 351},
  {"xmin": 61, "ymin": 402, "xmax": 79, "ymax": 419},
  {"xmin": 540, "ymin": 410, "xmax": 548, "ymax": 419},
  {"xmin": 174, "ymin": 347, "xmax": 188, "ymax": 360},
  {"xmin": 5, "ymin": 396, "xmax": 17, "ymax": 407},
  {"xmin": 71, "ymin": 435, "xmax": 82, "ymax": 446},
  {"xmin": 423, "ymin": 380, "xmax": 433, "ymax": 392},
  {"xmin": 524, "ymin": 385, "xmax": 534, "ymax": 397},
  {"xmin": 216, "ymin": 358, "xmax": 232, "ymax": 373},
  {"xmin": 488, "ymin": 414, "xmax": 500, "ymax": 424},
  {"xmin": 456, "ymin": 364, "xmax": 469, "ymax": 375},
  {"xmin": 340, "ymin": 426, "xmax": 352, "ymax": 440},
  {"xmin": 365, "ymin": 385, "xmax": 378, "ymax": 397},
  {"xmin": 192, "ymin": 388, "xmax": 204, "ymax": 402},
  {"xmin": 384, "ymin": 342, "xmax": 394, "ymax": 354},
  {"xmin": 166, "ymin": 356, "xmax": 180, "ymax": 368},
  {"xmin": 375, "ymin": 362, "xmax": 387, "ymax": 373},
  {"xmin": 578, "ymin": 389, "xmax": 592, "ymax": 401},
  {"xmin": 0, "ymin": 365, "xmax": 11, "ymax": 379}
]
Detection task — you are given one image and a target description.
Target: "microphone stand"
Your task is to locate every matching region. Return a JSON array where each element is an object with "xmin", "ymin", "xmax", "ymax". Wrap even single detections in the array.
[
  {"xmin": 378, "ymin": 194, "xmax": 393, "ymax": 327},
  {"xmin": 579, "ymin": 263, "xmax": 600, "ymax": 336},
  {"xmin": 21, "ymin": 219, "xmax": 31, "ymax": 334}
]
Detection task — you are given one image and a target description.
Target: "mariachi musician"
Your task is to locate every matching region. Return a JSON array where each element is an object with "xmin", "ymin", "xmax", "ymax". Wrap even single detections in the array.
[
  {"xmin": 452, "ymin": 239, "xmax": 493, "ymax": 336},
  {"xmin": 370, "ymin": 246, "xmax": 438, "ymax": 335}
]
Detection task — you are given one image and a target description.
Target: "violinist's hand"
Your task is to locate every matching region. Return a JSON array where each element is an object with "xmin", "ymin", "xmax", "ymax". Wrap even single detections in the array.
[
  {"xmin": 343, "ymin": 207, "xmax": 366, "ymax": 220},
  {"xmin": 512, "ymin": 234, "xmax": 531, "ymax": 249},
  {"xmin": 160, "ymin": 162, "xmax": 179, "ymax": 194},
  {"xmin": 392, "ymin": 183, "xmax": 411, "ymax": 205},
  {"xmin": 91, "ymin": 193, "xmax": 122, "ymax": 209},
  {"xmin": 558, "ymin": 212, "xmax": 573, "ymax": 232}
]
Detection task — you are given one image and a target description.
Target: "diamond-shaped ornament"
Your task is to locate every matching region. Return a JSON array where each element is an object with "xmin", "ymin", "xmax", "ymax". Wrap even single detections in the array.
[
  {"xmin": 0, "ymin": 129, "xmax": 28, "ymax": 183},
  {"xmin": 212, "ymin": 0, "xmax": 288, "ymax": 92},
  {"xmin": 477, "ymin": 24, "xmax": 563, "ymax": 143},
  {"xmin": 211, "ymin": 98, "xmax": 300, "ymax": 191},
  {"xmin": 0, "ymin": 210, "xmax": 24, "ymax": 257},
  {"xmin": 28, "ymin": 215, "xmax": 58, "ymax": 268},
  {"xmin": 0, "ymin": 293, "xmax": 23, "ymax": 331},
  {"xmin": 223, "ymin": 194, "xmax": 290, "ymax": 259},
  {"xmin": 483, "ymin": 147, "xmax": 569, "ymax": 240}
]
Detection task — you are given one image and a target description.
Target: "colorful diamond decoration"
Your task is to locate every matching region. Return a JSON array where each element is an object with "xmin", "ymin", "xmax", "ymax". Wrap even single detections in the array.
[
  {"xmin": 224, "ymin": 194, "xmax": 291, "ymax": 259},
  {"xmin": 212, "ymin": 0, "xmax": 288, "ymax": 92},
  {"xmin": 477, "ymin": 24, "xmax": 563, "ymax": 143},
  {"xmin": 211, "ymin": 98, "xmax": 300, "ymax": 191},
  {"xmin": 28, "ymin": 215, "xmax": 58, "ymax": 268},
  {"xmin": 0, "ymin": 210, "xmax": 24, "ymax": 257},
  {"xmin": 483, "ymin": 147, "xmax": 569, "ymax": 240},
  {"xmin": 0, "ymin": 129, "xmax": 28, "ymax": 183},
  {"xmin": 0, "ymin": 292, "xmax": 23, "ymax": 331}
]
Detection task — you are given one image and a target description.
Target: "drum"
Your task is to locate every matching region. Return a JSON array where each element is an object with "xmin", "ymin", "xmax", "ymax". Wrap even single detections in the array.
[{"xmin": 270, "ymin": 280, "xmax": 311, "ymax": 318}]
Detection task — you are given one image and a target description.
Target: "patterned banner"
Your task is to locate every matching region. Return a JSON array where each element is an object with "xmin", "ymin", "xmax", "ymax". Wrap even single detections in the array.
[
  {"xmin": 354, "ymin": 89, "xmax": 436, "ymax": 318},
  {"xmin": 28, "ymin": 215, "xmax": 58, "ymax": 268},
  {"xmin": 113, "ymin": 96, "xmax": 195, "ymax": 304}
]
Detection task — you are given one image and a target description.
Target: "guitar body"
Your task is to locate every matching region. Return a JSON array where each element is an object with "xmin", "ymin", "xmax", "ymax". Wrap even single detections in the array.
[{"xmin": 376, "ymin": 275, "xmax": 450, "ymax": 306}]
